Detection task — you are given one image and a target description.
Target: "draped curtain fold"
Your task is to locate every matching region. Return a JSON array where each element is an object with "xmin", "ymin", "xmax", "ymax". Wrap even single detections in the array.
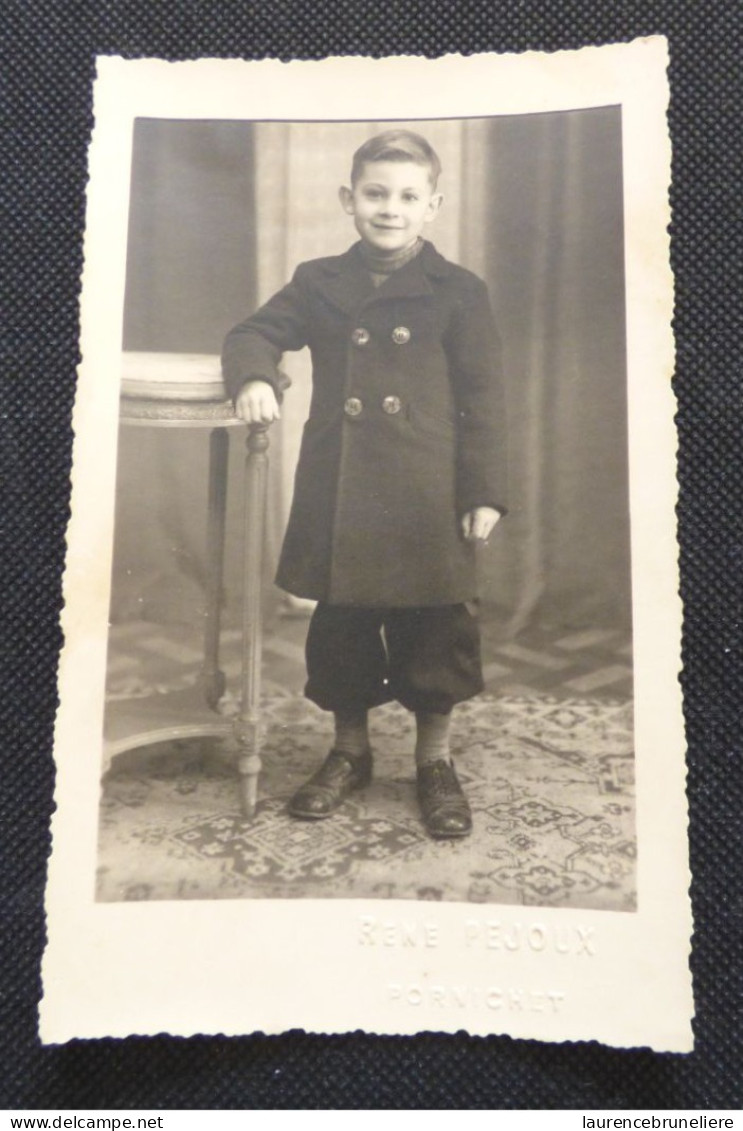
[
  {"xmin": 115, "ymin": 119, "xmax": 257, "ymax": 624},
  {"xmin": 115, "ymin": 110, "xmax": 630, "ymax": 642},
  {"xmin": 473, "ymin": 108, "xmax": 630, "ymax": 633}
]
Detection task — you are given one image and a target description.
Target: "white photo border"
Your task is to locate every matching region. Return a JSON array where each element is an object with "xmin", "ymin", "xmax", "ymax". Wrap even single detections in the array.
[{"xmin": 41, "ymin": 40, "xmax": 694, "ymax": 1051}]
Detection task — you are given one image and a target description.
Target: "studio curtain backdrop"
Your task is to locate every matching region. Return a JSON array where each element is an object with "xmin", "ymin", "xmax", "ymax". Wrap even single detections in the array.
[{"xmin": 117, "ymin": 109, "xmax": 630, "ymax": 640}]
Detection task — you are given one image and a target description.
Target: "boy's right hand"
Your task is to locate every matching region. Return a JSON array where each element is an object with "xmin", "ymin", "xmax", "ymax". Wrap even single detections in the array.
[{"xmin": 235, "ymin": 380, "xmax": 281, "ymax": 425}]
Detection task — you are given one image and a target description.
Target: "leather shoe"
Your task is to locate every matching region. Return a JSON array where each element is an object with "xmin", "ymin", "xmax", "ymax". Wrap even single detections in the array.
[
  {"xmin": 416, "ymin": 760, "xmax": 472, "ymax": 838},
  {"xmin": 289, "ymin": 748, "xmax": 372, "ymax": 819}
]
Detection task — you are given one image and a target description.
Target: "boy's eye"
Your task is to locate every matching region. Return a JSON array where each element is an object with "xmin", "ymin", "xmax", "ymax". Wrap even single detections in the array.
[{"xmin": 403, "ymin": 193, "xmax": 419, "ymax": 202}]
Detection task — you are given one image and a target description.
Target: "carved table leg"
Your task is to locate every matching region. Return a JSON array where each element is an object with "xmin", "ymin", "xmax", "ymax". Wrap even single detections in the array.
[
  {"xmin": 202, "ymin": 428, "xmax": 228, "ymax": 709},
  {"xmin": 235, "ymin": 424, "xmax": 269, "ymax": 817}
]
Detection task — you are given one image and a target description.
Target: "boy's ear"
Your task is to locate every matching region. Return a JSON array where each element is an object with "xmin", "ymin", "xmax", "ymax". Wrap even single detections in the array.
[
  {"xmin": 425, "ymin": 192, "xmax": 444, "ymax": 222},
  {"xmin": 339, "ymin": 185, "xmax": 354, "ymax": 214}
]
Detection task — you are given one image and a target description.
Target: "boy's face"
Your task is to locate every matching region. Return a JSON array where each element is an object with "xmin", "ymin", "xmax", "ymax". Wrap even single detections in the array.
[{"xmin": 339, "ymin": 160, "xmax": 442, "ymax": 254}]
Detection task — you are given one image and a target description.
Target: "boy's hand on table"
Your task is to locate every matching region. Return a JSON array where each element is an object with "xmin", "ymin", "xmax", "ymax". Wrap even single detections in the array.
[
  {"xmin": 235, "ymin": 380, "xmax": 281, "ymax": 425},
  {"xmin": 461, "ymin": 507, "xmax": 501, "ymax": 543}
]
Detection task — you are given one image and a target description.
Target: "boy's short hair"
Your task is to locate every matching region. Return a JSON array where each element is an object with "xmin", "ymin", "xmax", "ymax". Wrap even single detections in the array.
[{"xmin": 351, "ymin": 129, "xmax": 442, "ymax": 187}]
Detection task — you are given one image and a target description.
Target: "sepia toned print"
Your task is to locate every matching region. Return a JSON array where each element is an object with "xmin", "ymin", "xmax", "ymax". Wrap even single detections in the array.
[
  {"xmin": 42, "ymin": 43, "xmax": 693, "ymax": 1050},
  {"xmin": 97, "ymin": 108, "xmax": 633, "ymax": 911}
]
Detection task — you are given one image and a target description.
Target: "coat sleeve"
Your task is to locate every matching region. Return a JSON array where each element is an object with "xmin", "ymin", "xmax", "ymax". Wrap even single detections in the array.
[
  {"xmin": 221, "ymin": 265, "xmax": 311, "ymax": 402},
  {"xmin": 445, "ymin": 276, "xmax": 509, "ymax": 517}
]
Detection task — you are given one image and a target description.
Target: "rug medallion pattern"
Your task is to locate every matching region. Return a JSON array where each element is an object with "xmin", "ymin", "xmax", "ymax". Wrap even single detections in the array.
[{"xmin": 97, "ymin": 692, "xmax": 636, "ymax": 910}]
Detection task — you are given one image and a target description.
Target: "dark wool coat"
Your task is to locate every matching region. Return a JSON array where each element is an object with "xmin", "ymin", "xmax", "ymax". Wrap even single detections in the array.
[{"xmin": 222, "ymin": 240, "xmax": 507, "ymax": 607}]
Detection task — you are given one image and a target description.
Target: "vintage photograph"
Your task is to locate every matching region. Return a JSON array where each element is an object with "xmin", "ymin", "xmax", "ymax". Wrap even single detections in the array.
[
  {"xmin": 43, "ymin": 45, "xmax": 692, "ymax": 1049},
  {"xmin": 98, "ymin": 111, "xmax": 635, "ymax": 910}
]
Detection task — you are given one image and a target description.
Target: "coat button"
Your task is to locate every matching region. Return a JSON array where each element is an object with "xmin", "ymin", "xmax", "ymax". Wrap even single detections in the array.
[
  {"xmin": 344, "ymin": 397, "xmax": 363, "ymax": 417},
  {"xmin": 382, "ymin": 395, "xmax": 401, "ymax": 415},
  {"xmin": 351, "ymin": 327, "xmax": 371, "ymax": 347},
  {"xmin": 391, "ymin": 326, "xmax": 411, "ymax": 345}
]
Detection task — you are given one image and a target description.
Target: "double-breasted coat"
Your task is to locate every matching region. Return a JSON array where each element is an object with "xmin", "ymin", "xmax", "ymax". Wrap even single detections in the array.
[{"xmin": 222, "ymin": 240, "xmax": 507, "ymax": 607}]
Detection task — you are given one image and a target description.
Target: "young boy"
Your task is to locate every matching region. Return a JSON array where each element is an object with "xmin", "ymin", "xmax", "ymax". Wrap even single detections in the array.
[{"xmin": 222, "ymin": 130, "xmax": 506, "ymax": 838}]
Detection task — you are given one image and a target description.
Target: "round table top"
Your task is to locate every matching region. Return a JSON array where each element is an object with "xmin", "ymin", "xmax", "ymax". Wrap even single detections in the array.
[
  {"xmin": 118, "ymin": 352, "xmax": 244, "ymax": 428},
  {"xmin": 119, "ymin": 395, "xmax": 245, "ymax": 428}
]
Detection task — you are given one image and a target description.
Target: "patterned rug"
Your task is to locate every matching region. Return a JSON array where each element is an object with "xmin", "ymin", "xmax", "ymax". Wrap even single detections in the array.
[{"xmin": 97, "ymin": 691, "xmax": 636, "ymax": 910}]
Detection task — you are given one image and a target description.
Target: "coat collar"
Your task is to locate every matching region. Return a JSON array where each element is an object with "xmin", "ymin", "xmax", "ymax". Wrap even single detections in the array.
[{"xmin": 315, "ymin": 240, "xmax": 451, "ymax": 315}]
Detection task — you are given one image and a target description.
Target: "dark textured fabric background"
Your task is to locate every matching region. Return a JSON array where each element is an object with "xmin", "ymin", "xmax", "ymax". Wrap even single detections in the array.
[{"xmin": 2, "ymin": 0, "xmax": 741, "ymax": 1110}]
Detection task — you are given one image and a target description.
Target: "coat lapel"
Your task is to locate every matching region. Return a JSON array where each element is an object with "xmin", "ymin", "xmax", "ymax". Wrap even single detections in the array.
[
  {"xmin": 314, "ymin": 241, "xmax": 451, "ymax": 315},
  {"xmin": 314, "ymin": 246, "xmax": 375, "ymax": 316}
]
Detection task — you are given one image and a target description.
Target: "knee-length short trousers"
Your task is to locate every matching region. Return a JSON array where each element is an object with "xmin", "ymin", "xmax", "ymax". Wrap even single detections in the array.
[{"xmin": 304, "ymin": 602, "xmax": 484, "ymax": 715}]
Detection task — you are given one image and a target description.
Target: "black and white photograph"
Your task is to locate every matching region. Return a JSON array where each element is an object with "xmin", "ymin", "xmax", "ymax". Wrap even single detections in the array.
[
  {"xmin": 42, "ymin": 45, "xmax": 692, "ymax": 1049},
  {"xmin": 98, "ymin": 110, "xmax": 634, "ymax": 912}
]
